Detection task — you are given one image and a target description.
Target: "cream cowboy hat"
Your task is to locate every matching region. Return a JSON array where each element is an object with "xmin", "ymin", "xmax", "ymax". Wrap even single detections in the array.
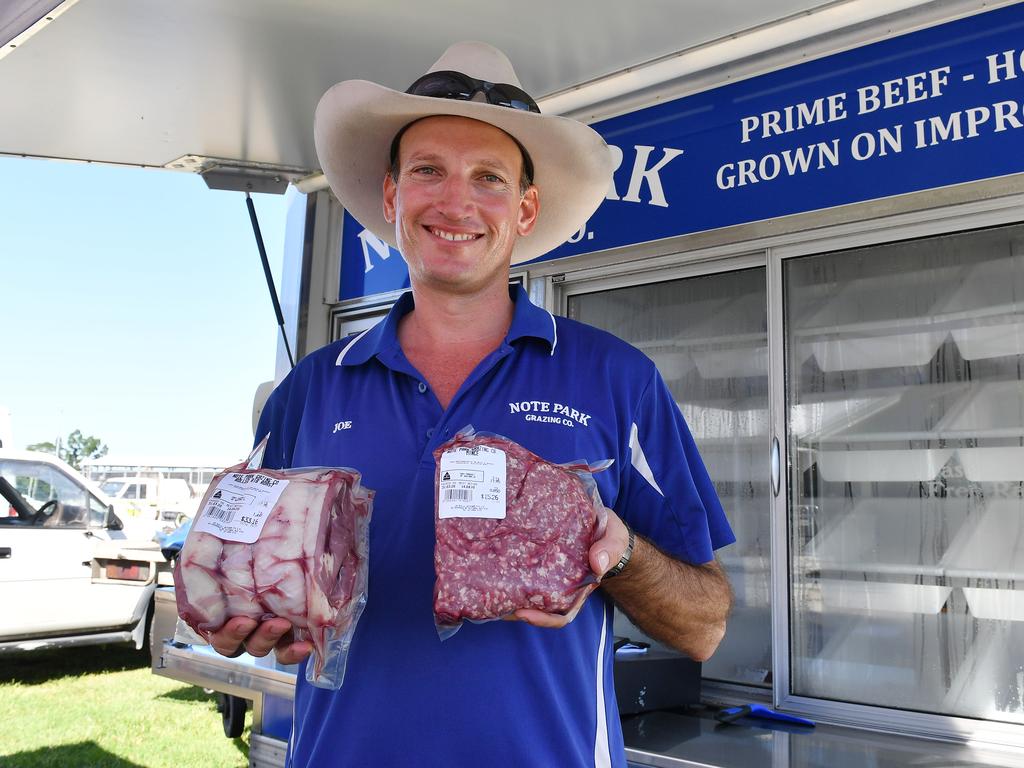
[{"xmin": 313, "ymin": 41, "xmax": 614, "ymax": 265}]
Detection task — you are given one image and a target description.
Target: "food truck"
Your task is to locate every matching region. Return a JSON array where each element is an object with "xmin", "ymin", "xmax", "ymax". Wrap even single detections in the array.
[{"xmin": 3, "ymin": 1, "xmax": 1022, "ymax": 765}]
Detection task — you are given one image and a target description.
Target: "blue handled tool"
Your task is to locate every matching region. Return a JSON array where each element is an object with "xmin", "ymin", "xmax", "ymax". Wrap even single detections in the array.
[{"xmin": 715, "ymin": 704, "xmax": 815, "ymax": 728}]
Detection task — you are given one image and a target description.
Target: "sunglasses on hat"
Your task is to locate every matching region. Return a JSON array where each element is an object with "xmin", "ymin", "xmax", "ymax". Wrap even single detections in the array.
[{"xmin": 405, "ymin": 70, "xmax": 541, "ymax": 114}]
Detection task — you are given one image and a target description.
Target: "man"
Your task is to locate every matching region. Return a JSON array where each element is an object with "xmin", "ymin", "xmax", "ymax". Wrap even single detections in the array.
[{"xmin": 210, "ymin": 41, "xmax": 734, "ymax": 767}]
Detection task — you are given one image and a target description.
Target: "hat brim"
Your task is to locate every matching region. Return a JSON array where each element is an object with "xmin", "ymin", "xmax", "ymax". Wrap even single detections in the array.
[{"xmin": 314, "ymin": 80, "xmax": 614, "ymax": 265}]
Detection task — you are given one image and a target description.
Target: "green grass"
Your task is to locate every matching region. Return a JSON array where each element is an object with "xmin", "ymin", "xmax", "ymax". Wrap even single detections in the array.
[{"xmin": 0, "ymin": 645, "xmax": 251, "ymax": 768}]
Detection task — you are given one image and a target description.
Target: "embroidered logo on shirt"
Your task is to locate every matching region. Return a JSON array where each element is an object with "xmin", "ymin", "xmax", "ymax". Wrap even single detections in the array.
[
  {"xmin": 508, "ymin": 400, "xmax": 591, "ymax": 428},
  {"xmin": 332, "ymin": 421, "xmax": 353, "ymax": 433}
]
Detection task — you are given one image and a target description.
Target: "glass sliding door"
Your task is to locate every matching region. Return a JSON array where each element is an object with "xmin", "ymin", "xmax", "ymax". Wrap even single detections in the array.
[
  {"xmin": 784, "ymin": 224, "xmax": 1024, "ymax": 722},
  {"xmin": 567, "ymin": 265, "xmax": 771, "ymax": 687}
]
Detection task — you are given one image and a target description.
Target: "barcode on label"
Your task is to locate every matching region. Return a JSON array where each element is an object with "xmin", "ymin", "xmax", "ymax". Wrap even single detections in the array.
[
  {"xmin": 443, "ymin": 489, "xmax": 472, "ymax": 502},
  {"xmin": 206, "ymin": 505, "xmax": 234, "ymax": 523}
]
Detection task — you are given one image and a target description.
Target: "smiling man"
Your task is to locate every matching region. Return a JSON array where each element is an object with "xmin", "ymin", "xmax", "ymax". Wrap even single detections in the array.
[{"xmin": 208, "ymin": 42, "xmax": 735, "ymax": 768}]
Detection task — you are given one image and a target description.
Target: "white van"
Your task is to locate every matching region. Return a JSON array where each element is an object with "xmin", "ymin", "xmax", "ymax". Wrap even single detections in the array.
[{"xmin": 99, "ymin": 475, "xmax": 195, "ymax": 527}]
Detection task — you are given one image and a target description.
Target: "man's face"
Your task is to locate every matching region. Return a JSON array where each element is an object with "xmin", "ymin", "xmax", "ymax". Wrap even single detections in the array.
[{"xmin": 382, "ymin": 115, "xmax": 539, "ymax": 295}]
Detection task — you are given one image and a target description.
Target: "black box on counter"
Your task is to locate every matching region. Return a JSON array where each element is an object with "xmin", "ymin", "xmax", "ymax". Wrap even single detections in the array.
[{"xmin": 613, "ymin": 647, "xmax": 702, "ymax": 715}]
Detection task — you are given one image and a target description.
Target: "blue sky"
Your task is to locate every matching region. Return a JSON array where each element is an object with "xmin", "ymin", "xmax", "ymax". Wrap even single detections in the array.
[{"xmin": 1, "ymin": 156, "xmax": 289, "ymax": 461}]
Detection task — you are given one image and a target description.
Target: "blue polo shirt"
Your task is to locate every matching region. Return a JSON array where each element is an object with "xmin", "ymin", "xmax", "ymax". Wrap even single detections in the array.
[{"xmin": 256, "ymin": 285, "xmax": 734, "ymax": 768}]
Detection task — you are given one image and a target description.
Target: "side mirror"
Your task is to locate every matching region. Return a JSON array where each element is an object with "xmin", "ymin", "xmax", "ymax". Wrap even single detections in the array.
[{"xmin": 107, "ymin": 506, "xmax": 124, "ymax": 531}]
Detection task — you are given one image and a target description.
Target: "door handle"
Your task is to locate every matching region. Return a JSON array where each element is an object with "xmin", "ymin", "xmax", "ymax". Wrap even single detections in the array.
[
  {"xmin": 0, "ymin": 547, "xmax": 11, "ymax": 559},
  {"xmin": 771, "ymin": 436, "xmax": 781, "ymax": 498}
]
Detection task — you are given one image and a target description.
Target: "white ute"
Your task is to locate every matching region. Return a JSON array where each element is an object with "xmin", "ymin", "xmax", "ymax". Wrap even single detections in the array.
[{"xmin": 0, "ymin": 450, "xmax": 171, "ymax": 656}]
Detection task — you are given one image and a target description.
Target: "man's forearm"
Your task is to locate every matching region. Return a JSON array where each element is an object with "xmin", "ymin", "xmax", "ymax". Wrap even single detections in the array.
[{"xmin": 601, "ymin": 535, "xmax": 732, "ymax": 662}]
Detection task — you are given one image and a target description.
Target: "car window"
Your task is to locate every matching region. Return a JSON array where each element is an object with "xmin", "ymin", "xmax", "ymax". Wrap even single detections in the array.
[
  {"xmin": 138, "ymin": 484, "xmax": 147, "ymax": 500},
  {"xmin": 123, "ymin": 483, "xmax": 138, "ymax": 499},
  {"xmin": 88, "ymin": 494, "xmax": 108, "ymax": 527},
  {"xmin": 100, "ymin": 480, "xmax": 125, "ymax": 496},
  {"xmin": 1, "ymin": 460, "xmax": 51, "ymax": 507},
  {"xmin": 0, "ymin": 478, "xmax": 33, "ymax": 524},
  {"xmin": 0, "ymin": 459, "xmax": 89, "ymax": 529}
]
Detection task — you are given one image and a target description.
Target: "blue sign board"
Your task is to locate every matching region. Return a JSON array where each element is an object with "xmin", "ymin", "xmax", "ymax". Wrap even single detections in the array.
[
  {"xmin": 339, "ymin": 220, "xmax": 410, "ymax": 300},
  {"xmin": 340, "ymin": 4, "xmax": 1024, "ymax": 300}
]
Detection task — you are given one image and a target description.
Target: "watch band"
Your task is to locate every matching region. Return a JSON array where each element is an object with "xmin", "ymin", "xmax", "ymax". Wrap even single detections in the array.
[{"xmin": 603, "ymin": 524, "xmax": 635, "ymax": 579}]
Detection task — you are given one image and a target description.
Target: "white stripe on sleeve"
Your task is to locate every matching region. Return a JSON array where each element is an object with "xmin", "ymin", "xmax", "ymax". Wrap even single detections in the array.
[
  {"xmin": 546, "ymin": 310, "xmax": 558, "ymax": 356},
  {"xmin": 629, "ymin": 422, "xmax": 664, "ymax": 497}
]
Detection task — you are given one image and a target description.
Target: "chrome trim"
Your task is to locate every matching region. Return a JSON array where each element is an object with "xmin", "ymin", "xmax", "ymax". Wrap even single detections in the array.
[
  {"xmin": 249, "ymin": 733, "xmax": 288, "ymax": 768},
  {"xmin": 766, "ymin": 239, "xmax": 790, "ymax": 716},
  {"xmin": 554, "ymin": 0, "xmax": 1016, "ymax": 124},
  {"xmin": 526, "ymin": 176, "xmax": 1024, "ymax": 284},
  {"xmin": 771, "ymin": 191, "xmax": 1024, "ymax": 261},
  {"xmin": 773, "ymin": 693, "xmax": 1024, "ymax": 752},
  {"xmin": 770, "ymin": 436, "xmax": 781, "ymax": 498},
  {"xmin": 553, "ymin": 252, "xmax": 766, "ymax": 308},
  {"xmin": 155, "ymin": 642, "xmax": 296, "ymax": 702},
  {"xmin": 700, "ymin": 679, "xmax": 773, "ymax": 707},
  {"xmin": 0, "ymin": 629, "xmax": 133, "ymax": 653},
  {"xmin": 306, "ymin": 190, "xmax": 340, "ymax": 356},
  {"xmin": 623, "ymin": 748, "xmax": 719, "ymax": 768}
]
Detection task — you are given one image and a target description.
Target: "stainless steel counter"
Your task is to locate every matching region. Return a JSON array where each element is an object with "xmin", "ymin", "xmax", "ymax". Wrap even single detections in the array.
[{"xmin": 623, "ymin": 710, "xmax": 1024, "ymax": 768}]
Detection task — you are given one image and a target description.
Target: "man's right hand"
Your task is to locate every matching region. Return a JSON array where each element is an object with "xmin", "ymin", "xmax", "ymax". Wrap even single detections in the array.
[{"xmin": 208, "ymin": 616, "xmax": 313, "ymax": 666}]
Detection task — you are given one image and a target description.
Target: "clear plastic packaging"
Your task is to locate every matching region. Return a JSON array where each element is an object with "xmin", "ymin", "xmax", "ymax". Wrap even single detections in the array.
[
  {"xmin": 173, "ymin": 436, "xmax": 373, "ymax": 689},
  {"xmin": 432, "ymin": 425, "xmax": 611, "ymax": 638}
]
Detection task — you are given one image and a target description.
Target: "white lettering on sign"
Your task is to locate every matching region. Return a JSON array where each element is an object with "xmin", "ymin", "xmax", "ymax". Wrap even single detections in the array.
[
  {"xmin": 856, "ymin": 67, "xmax": 950, "ymax": 114},
  {"xmin": 716, "ymin": 140, "xmax": 841, "ymax": 189},
  {"xmin": 621, "ymin": 146, "xmax": 685, "ymax": 208},
  {"xmin": 358, "ymin": 229, "xmax": 392, "ymax": 273},
  {"xmin": 722, "ymin": 49, "xmax": 1024, "ymax": 191},
  {"xmin": 986, "ymin": 50, "xmax": 1024, "ymax": 84},
  {"xmin": 850, "ymin": 126, "xmax": 903, "ymax": 161},
  {"xmin": 740, "ymin": 93, "xmax": 848, "ymax": 143},
  {"xmin": 605, "ymin": 144, "xmax": 685, "ymax": 207},
  {"xmin": 912, "ymin": 104, "xmax": 1013, "ymax": 148}
]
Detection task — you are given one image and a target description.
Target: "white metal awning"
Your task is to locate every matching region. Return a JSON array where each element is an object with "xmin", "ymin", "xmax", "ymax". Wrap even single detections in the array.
[{"xmin": 0, "ymin": 0, "xmax": 939, "ymax": 184}]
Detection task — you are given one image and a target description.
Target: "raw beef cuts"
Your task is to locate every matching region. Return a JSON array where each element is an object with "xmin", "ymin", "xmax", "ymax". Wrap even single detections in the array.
[
  {"xmin": 174, "ymin": 464, "xmax": 372, "ymax": 684},
  {"xmin": 433, "ymin": 429, "xmax": 608, "ymax": 630}
]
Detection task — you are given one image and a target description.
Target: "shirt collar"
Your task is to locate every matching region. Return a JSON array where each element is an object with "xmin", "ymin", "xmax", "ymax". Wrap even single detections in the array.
[{"xmin": 336, "ymin": 284, "xmax": 557, "ymax": 367}]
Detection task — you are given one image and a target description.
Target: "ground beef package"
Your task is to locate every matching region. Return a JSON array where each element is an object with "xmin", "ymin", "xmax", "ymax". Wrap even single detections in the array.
[
  {"xmin": 173, "ymin": 437, "xmax": 373, "ymax": 689},
  {"xmin": 432, "ymin": 426, "xmax": 610, "ymax": 637}
]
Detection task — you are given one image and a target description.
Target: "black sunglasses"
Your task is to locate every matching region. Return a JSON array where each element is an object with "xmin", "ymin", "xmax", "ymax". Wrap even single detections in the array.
[{"xmin": 405, "ymin": 70, "xmax": 541, "ymax": 114}]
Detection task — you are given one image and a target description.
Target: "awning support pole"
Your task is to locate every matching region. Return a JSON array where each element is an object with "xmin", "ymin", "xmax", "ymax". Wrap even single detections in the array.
[{"xmin": 245, "ymin": 192, "xmax": 295, "ymax": 370}]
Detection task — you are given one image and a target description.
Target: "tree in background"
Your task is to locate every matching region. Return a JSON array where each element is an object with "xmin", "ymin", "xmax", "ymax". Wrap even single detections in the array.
[{"xmin": 27, "ymin": 429, "xmax": 108, "ymax": 470}]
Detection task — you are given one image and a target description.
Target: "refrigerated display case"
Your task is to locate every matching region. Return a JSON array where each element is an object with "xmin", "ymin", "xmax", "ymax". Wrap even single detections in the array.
[
  {"xmin": 548, "ymin": 209, "xmax": 1024, "ymax": 755},
  {"xmin": 784, "ymin": 223, "xmax": 1024, "ymax": 725},
  {"xmin": 568, "ymin": 265, "xmax": 773, "ymax": 688}
]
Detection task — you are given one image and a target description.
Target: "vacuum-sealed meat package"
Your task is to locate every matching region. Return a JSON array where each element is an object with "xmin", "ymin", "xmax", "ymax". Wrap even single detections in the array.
[
  {"xmin": 432, "ymin": 426, "xmax": 610, "ymax": 637},
  {"xmin": 173, "ymin": 445, "xmax": 373, "ymax": 689}
]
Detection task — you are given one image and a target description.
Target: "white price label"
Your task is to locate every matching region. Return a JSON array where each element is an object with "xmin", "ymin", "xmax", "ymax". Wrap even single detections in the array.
[
  {"xmin": 193, "ymin": 472, "xmax": 290, "ymax": 543},
  {"xmin": 438, "ymin": 445, "xmax": 506, "ymax": 520}
]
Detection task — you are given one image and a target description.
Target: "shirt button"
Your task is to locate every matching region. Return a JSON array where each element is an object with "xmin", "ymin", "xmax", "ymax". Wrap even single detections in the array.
[
  {"xmin": 426, "ymin": 428, "xmax": 435, "ymax": 439},
  {"xmin": 418, "ymin": 382, "xmax": 428, "ymax": 394}
]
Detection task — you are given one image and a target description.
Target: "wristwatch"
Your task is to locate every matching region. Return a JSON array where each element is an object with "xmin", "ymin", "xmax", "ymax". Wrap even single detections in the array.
[{"xmin": 603, "ymin": 524, "xmax": 636, "ymax": 579}]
